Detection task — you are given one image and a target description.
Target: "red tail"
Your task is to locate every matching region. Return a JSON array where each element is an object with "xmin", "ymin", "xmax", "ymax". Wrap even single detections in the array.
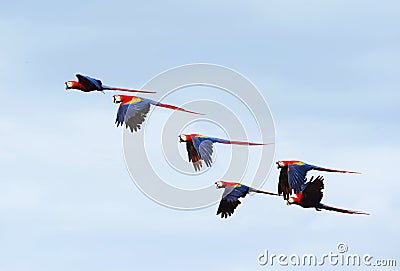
[
  {"xmin": 318, "ymin": 167, "xmax": 361, "ymax": 174},
  {"xmin": 255, "ymin": 190, "xmax": 280, "ymax": 196},
  {"xmin": 154, "ymin": 102, "xmax": 204, "ymax": 115},
  {"xmin": 252, "ymin": 189, "xmax": 280, "ymax": 196},
  {"xmin": 104, "ymin": 87, "xmax": 156, "ymax": 94},
  {"xmin": 224, "ymin": 140, "xmax": 270, "ymax": 146},
  {"xmin": 322, "ymin": 204, "xmax": 369, "ymax": 215}
]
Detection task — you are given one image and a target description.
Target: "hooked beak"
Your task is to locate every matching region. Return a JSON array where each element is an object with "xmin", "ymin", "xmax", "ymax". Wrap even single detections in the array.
[{"xmin": 112, "ymin": 96, "xmax": 120, "ymax": 103}]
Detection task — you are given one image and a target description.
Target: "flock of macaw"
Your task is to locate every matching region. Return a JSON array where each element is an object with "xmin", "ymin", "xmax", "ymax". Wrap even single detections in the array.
[{"xmin": 66, "ymin": 74, "xmax": 369, "ymax": 219}]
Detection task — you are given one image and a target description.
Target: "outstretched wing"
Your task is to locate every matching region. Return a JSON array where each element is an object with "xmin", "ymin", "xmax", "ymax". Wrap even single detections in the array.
[
  {"xmin": 217, "ymin": 185, "xmax": 250, "ymax": 219},
  {"xmin": 193, "ymin": 137, "xmax": 214, "ymax": 168},
  {"xmin": 301, "ymin": 175, "xmax": 324, "ymax": 205},
  {"xmin": 115, "ymin": 97, "xmax": 151, "ymax": 132},
  {"xmin": 186, "ymin": 140, "xmax": 202, "ymax": 171},
  {"xmin": 287, "ymin": 162, "xmax": 322, "ymax": 194},
  {"xmin": 76, "ymin": 74, "xmax": 102, "ymax": 90},
  {"xmin": 288, "ymin": 161, "xmax": 359, "ymax": 194}
]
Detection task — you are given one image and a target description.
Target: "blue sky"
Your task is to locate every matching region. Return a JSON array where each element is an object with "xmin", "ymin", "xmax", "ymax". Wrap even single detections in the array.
[{"xmin": 0, "ymin": 1, "xmax": 399, "ymax": 270}]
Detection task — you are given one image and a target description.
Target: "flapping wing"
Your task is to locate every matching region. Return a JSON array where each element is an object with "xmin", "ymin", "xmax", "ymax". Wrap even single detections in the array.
[
  {"xmin": 186, "ymin": 140, "xmax": 202, "ymax": 171},
  {"xmin": 76, "ymin": 74, "xmax": 102, "ymax": 90},
  {"xmin": 278, "ymin": 166, "xmax": 291, "ymax": 200},
  {"xmin": 115, "ymin": 97, "xmax": 151, "ymax": 132},
  {"xmin": 287, "ymin": 162, "xmax": 320, "ymax": 194},
  {"xmin": 288, "ymin": 161, "xmax": 359, "ymax": 194},
  {"xmin": 217, "ymin": 185, "xmax": 250, "ymax": 219},
  {"xmin": 193, "ymin": 137, "xmax": 214, "ymax": 168},
  {"xmin": 301, "ymin": 175, "xmax": 324, "ymax": 205}
]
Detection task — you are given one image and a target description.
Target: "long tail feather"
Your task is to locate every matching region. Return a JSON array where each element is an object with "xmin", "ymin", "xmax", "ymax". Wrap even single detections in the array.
[
  {"xmin": 153, "ymin": 102, "xmax": 204, "ymax": 115},
  {"xmin": 317, "ymin": 167, "xmax": 361, "ymax": 174},
  {"xmin": 103, "ymin": 87, "xmax": 156, "ymax": 94},
  {"xmin": 222, "ymin": 140, "xmax": 271, "ymax": 146},
  {"xmin": 322, "ymin": 204, "xmax": 369, "ymax": 215},
  {"xmin": 250, "ymin": 188, "xmax": 280, "ymax": 196}
]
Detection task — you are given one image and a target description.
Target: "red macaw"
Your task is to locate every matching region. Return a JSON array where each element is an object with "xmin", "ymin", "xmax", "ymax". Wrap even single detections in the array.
[
  {"xmin": 65, "ymin": 74, "xmax": 155, "ymax": 93},
  {"xmin": 215, "ymin": 181, "xmax": 279, "ymax": 218},
  {"xmin": 113, "ymin": 95, "xmax": 203, "ymax": 132},
  {"xmin": 287, "ymin": 175, "xmax": 369, "ymax": 215},
  {"xmin": 178, "ymin": 134, "xmax": 269, "ymax": 171},
  {"xmin": 276, "ymin": 160, "xmax": 360, "ymax": 200}
]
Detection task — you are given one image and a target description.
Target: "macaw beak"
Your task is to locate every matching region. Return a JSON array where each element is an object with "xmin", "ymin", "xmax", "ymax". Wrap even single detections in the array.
[
  {"xmin": 286, "ymin": 200, "xmax": 290, "ymax": 205},
  {"xmin": 64, "ymin": 82, "xmax": 72, "ymax": 90}
]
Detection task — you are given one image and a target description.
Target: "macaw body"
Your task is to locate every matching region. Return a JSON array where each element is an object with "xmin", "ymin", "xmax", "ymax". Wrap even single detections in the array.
[
  {"xmin": 215, "ymin": 181, "xmax": 278, "ymax": 218},
  {"xmin": 179, "ymin": 134, "xmax": 268, "ymax": 171},
  {"xmin": 287, "ymin": 176, "xmax": 369, "ymax": 215},
  {"xmin": 113, "ymin": 95, "xmax": 202, "ymax": 133},
  {"xmin": 65, "ymin": 74, "xmax": 155, "ymax": 93},
  {"xmin": 276, "ymin": 160, "xmax": 360, "ymax": 200}
]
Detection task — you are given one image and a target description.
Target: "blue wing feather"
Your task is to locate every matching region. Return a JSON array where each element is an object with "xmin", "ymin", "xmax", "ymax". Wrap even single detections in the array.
[
  {"xmin": 76, "ymin": 74, "xmax": 102, "ymax": 90},
  {"xmin": 115, "ymin": 99, "xmax": 152, "ymax": 132},
  {"xmin": 288, "ymin": 163, "xmax": 321, "ymax": 193},
  {"xmin": 192, "ymin": 137, "xmax": 214, "ymax": 167},
  {"xmin": 222, "ymin": 185, "xmax": 250, "ymax": 201},
  {"xmin": 217, "ymin": 184, "xmax": 250, "ymax": 218}
]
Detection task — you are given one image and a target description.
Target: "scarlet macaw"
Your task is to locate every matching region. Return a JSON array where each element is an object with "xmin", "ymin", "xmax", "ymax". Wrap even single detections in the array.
[
  {"xmin": 113, "ymin": 95, "xmax": 203, "ymax": 132},
  {"xmin": 65, "ymin": 74, "xmax": 155, "ymax": 93},
  {"xmin": 287, "ymin": 175, "xmax": 369, "ymax": 215},
  {"xmin": 215, "ymin": 181, "xmax": 278, "ymax": 218},
  {"xmin": 276, "ymin": 160, "xmax": 360, "ymax": 200},
  {"xmin": 178, "ymin": 134, "xmax": 268, "ymax": 171}
]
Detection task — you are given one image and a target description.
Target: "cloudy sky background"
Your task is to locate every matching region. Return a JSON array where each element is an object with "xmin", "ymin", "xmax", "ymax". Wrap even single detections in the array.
[{"xmin": 0, "ymin": 1, "xmax": 399, "ymax": 270}]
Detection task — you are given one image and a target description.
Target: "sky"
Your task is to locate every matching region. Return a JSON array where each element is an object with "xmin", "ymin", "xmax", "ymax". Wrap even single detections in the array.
[{"xmin": 0, "ymin": 0, "xmax": 399, "ymax": 270}]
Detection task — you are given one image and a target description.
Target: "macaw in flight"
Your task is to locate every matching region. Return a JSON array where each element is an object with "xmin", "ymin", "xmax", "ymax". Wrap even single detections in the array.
[
  {"xmin": 214, "ymin": 181, "xmax": 279, "ymax": 219},
  {"xmin": 65, "ymin": 74, "xmax": 155, "ymax": 94},
  {"xmin": 287, "ymin": 175, "xmax": 369, "ymax": 215},
  {"xmin": 178, "ymin": 134, "xmax": 269, "ymax": 171},
  {"xmin": 276, "ymin": 160, "xmax": 360, "ymax": 200},
  {"xmin": 113, "ymin": 95, "xmax": 203, "ymax": 132}
]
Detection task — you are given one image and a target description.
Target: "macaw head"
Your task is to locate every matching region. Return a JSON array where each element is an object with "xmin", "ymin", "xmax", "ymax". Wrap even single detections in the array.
[
  {"xmin": 276, "ymin": 161, "xmax": 285, "ymax": 169},
  {"xmin": 215, "ymin": 181, "xmax": 225, "ymax": 189},
  {"xmin": 113, "ymin": 95, "xmax": 122, "ymax": 104},
  {"xmin": 65, "ymin": 81, "xmax": 79, "ymax": 90},
  {"xmin": 287, "ymin": 193, "xmax": 300, "ymax": 205},
  {"xmin": 276, "ymin": 160, "xmax": 302, "ymax": 169},
  {"xmin": 178, "ymin": 134, "xmax": 187, "ymax": 143}
]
